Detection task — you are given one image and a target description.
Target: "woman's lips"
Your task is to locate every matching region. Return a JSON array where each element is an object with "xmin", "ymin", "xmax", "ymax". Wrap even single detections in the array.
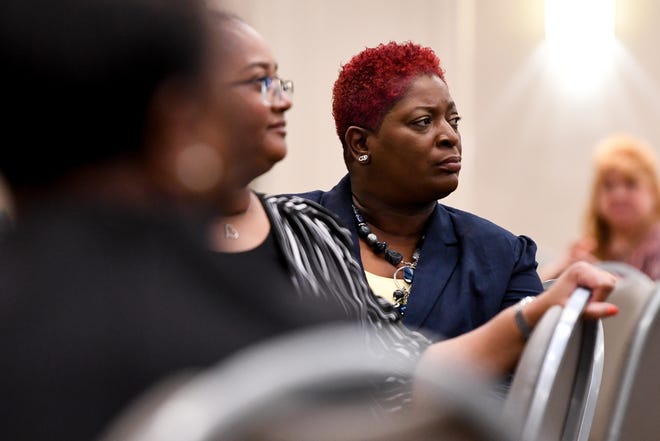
[
  {"xmin": 435, "ymin": 157, "xmax": 462, "ymax": 173},
  {"xmin": 268, "ymin": 121, "xmax": 287, "ymax": 136}
]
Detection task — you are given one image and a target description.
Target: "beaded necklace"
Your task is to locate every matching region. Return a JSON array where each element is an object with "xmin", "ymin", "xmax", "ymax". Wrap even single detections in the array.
[{"xmin": 351, "ymin": 204, "xmax": 423, "ymax": 317}]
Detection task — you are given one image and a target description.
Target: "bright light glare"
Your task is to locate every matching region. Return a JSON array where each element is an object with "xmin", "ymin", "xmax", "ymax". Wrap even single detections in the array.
[
  {"xmin": 545, "ymin": 0, "xmax": 615, "ymax": 97},
  {"xmin": 546, "ymin": 0, "xmax": 614, "ymax": 43}
]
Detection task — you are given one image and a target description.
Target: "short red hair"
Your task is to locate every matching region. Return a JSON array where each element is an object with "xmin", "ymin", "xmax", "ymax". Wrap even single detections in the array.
[{"xmin": 332, "ymin": 41, "xmax": 446, "ymax": 148}]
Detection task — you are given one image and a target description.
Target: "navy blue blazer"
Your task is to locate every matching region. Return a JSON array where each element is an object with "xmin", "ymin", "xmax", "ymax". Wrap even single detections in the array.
[{"xmin": 295, "ymin": 175, "xmax": 543, "ymax": 339}]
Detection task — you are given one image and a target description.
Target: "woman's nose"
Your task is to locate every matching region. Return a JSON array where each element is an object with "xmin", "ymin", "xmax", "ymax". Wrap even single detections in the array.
[
  {"xmin": 270, "ymin": 88, "xmax": 292, "ymax": 112},
  {"xmin": 435, "ymin": 122, "xmax": 459, "ymax": 148}
]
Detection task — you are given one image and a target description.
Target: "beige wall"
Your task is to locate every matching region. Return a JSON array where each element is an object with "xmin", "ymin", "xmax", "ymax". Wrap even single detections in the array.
[{"xmin": 218, "ymin": 0, "xmax": 660, "ymax": 264}]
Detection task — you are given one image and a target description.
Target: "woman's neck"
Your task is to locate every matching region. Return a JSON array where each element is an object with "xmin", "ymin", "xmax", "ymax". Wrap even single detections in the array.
[
  {"xmin": 210, "ymin": 191, "xmax": 271, "ymax": 253},
  {"xmin": 607, "ymin": 220, "xmax": 656, "ymax": 257},
  {"xmin": 351, "ymin": 192, "xmax": 434, "ymax": 240},
  {"xmin": 218, "ymin": 187, "xmax": 253, "ymax": 216},
  {"xmin": 351, "ymin": 191, "xmax": 432, "ymax": 280}
]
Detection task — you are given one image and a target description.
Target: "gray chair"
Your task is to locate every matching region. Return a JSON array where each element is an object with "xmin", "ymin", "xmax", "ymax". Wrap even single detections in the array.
[
  {"xmin": 503, "ymin": 287, "xmax": 605, "ymax": 441},
  {"xmin": 99, "ymin": 324, "xmax": 513, "ymax": 441},
  {"xmin": 589, "ymin": 262, "xmax": 660, "ymax": 441}
]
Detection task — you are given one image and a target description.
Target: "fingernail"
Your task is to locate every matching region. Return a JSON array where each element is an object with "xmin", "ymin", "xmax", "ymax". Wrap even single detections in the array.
[{"xmin": 607, "ymin": 305, "xmax": 619, "ymax": 316}]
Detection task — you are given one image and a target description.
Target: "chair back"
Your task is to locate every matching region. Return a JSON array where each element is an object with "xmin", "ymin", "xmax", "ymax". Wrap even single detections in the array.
[
  {"xmin": 503, "ymin": 288, "xmax": 604, "ymax": 441},
  {"xmin": 590, "ymin": 262, "xmax": 660, "ymax": 441}
]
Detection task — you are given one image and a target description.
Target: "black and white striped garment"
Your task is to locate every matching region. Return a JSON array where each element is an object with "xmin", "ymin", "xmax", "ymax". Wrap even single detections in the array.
[{"xmin": 264, "ymin": 194, "xmax": 432, "ymax": 409}]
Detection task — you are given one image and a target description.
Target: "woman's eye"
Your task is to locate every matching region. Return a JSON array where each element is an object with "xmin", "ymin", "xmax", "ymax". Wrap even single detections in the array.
[
  {"xmin": 253, "ymin": 76, "xmax": 270, "ymax": 87},
  {"xmin": 412, "ymin": 116, "xmax": 432, "ymax": 128},
  {"xmin": 449, "ymin": 116, "xmax": 461, "ymax": 129}
]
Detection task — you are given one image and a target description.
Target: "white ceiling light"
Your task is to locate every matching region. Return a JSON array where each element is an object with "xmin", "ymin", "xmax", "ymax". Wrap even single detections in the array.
[{"xmin": 545, "ymin": 0, "xmax": 616, "ymax": 97}]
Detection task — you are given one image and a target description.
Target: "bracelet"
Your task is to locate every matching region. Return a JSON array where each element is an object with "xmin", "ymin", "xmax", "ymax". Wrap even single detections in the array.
[{"xmin": 515, "ymin": 296, "xmax": 536, "ymax": 340}]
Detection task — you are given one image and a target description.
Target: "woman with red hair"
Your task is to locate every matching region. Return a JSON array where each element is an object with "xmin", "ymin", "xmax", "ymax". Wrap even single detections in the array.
[
  {"xmin": 298, "ymin": 42, "xmax": 544, "ymax": 339},
  {"xmin": 202, "ymin": 9, "xmax": 620, "ymax": 360}
]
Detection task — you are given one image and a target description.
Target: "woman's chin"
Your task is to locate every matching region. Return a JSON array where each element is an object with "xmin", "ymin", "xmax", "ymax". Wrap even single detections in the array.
[
  {"xmin": 266, "ymin": 144, "xmax": 288, "ymax": 165},
  {"xmin": 432, "ymin": 178, "xmax": 459, "ymax": 200}
]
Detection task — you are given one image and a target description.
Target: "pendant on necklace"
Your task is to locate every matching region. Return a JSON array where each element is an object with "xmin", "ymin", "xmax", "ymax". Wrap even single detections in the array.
[
  {"xmin": 393, "ymin": 262, "xmax": 417, "ymax": 317},
  {"xmin": 225, "ymin": 223, "xmax": 239, "ymax": 240},
  {"xmin": 403, "ymin": 266, "xmax": 415, "ymax": 284}
]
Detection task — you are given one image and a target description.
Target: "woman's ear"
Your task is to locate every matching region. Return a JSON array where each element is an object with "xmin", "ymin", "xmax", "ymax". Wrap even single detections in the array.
[{"xmin": 345, "ymin": 126, "xmax": 371, "ymax": 164}]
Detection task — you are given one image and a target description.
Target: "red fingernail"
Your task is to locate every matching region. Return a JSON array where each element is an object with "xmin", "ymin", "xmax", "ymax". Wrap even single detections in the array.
[{"xmin": 607, "ymin": 305, "xmax": 619, "ymax": 316}]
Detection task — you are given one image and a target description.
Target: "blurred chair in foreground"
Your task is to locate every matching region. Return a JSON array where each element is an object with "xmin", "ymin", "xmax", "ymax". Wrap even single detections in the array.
[
  {"xmin": 589, "ymin": 262, "xmax": 660, "ymax": 441},
  {"xmin": 99, "ymin": 324, "xmax": 513, "ymax": 441},
  {"xmin": 503, "ymin": 287, "xmax": 604, "ymax": 441}
]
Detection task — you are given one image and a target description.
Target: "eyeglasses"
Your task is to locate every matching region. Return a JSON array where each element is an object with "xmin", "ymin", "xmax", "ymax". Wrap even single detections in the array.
[
  {"xmin": 258, "ymin": 76, "xmax": 294, "ymax": 105},
  {"xmin": 229, "ymin": 76, "xmax": 294, "ymax": 105}
]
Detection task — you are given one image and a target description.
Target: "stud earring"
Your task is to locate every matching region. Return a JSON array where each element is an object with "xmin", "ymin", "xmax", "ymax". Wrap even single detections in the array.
[{"xmin": 357, "ymin": 154, "xmax": 370, "ymax": 164}]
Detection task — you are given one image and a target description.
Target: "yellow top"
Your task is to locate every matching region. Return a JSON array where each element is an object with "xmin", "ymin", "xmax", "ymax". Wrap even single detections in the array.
[{"xmin": 364, "ymin": 270, "xmax": 411, "ymax": 304}]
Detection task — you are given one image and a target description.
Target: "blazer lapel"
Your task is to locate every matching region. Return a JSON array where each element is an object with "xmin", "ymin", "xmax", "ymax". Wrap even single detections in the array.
[{"xmin": 402, "ymin": 203, "xmax": 459, "ymax": 329}]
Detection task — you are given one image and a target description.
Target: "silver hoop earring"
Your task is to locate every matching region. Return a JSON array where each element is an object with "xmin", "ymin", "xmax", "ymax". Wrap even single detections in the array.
[{"xmin": 357, "ymin": 154, "xmax": 370, "ymax": 164}]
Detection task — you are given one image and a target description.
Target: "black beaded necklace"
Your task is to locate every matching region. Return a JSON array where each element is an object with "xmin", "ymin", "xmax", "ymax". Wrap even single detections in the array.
[{"xmin": 351, "ymin": 204, "xmax": 423, "ymax": 317}]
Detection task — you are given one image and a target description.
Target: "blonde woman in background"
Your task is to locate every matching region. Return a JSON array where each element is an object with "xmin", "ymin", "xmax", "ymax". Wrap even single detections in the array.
[{"xmin": 539, "ymin": 134, "xmax": 660, "ymax": 281}]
